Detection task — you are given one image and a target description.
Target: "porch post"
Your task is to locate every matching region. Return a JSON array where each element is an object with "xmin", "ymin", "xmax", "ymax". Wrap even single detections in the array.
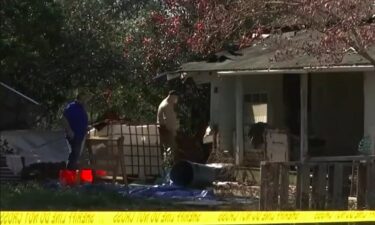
[
  {"xmin": 300, "ymin": 73, "xmax": 309, "ymax": 161},
  {"xmin": 235, "ymin": 76, "xmax": 244, "ymax": 165}
]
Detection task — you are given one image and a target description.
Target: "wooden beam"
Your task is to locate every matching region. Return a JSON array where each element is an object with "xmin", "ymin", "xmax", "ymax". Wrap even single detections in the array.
[
  {"xmin": 357, "ymin": 163, "xmax": 367, "ymax": 209},
  {"xmin": 235, "ymin": 76, "xmax": 244, "ymax": 165},
  {"xmin": 259, "ymin": 162, "xmax": 269, "ymax": 210},
  {"xmin": 312, "ymin": 164, "xmax": 327, "ymax": 209},
  {"xmin": 366, "ymin": 161, "xmax": 375, "ymax": 209},
  {"xmin": 309, "ymin": 155, "xmax": 375, "ymax": 162},
  {"xmin": 87, "ymin": 136, "xmax": 122, "ymax": 141},
  {"xmin": 332, "ymin": 164, "xmax": 345, "ymax": 209},
  {"xmin": 279, "ymin": 164, "xmax": 290, "ymax": 210},
  {"xmin": 269, "ymin": 163, "xmax": 280, "ymax": 210},
  {"xmin": 296, "ymin": 164, "xmax": 310, "ymax": 209},
  {"xmin": 300, "ymin": 73, "xmax": 309, "ymax": 162}
]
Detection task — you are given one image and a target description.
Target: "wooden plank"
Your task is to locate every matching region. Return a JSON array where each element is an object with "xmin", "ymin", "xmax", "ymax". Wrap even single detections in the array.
[
  {"xmin": 326, "ymin": 164, "xmax": 335, "ymax": 209},
  {"xmin": 332, "ymin": 164, "xmax": 345, "ymax": 209},
  {"xmin": 259, "ymin": 163, "xmax": 269, "ymax": 210},
  {"xmin": 279, "ymin": 164, "xmax": 289, "ymax": 210},
  {"xmin": 326, "ymin": 164, "xmax": 348, "ymax": 209},
  {"xmin": 259, "ymin": 162, "xmax": 281, "ymax": 210},
  {"xmin": 342, "ymin": 165, "xmax": 352, "ymax": 209},
  {"xmin": 366, "ymin": 162, "xmax": 375, "ymax": 209},
  {"xmin": 300, "ymin": 73, "xmax": 309, "ymax": 161},
  {"xmin": 295, "ymin": 164, "xmax": 302, "ymax": 209},
  {"xmin": 357, "ymin": 163, "xmax": 367, "ymax": 209},
  {"xmin": 235, "ymin": 76, "xmax": 244, "ymax": 165},
  {"xmin": 112, "ymin": 160, "xmax": 119, "ymax": 183},
  {"xmin": 300, "ymin": 164, "xmax": 310, "ymax": 209},
  {"xmin": 269, "ymin": 163, "xmax": 280, "ymax": 210},
  {"xmin": 296, "ymin": 164, "xmax": 310, "ymax": 209},
  {"xmin": 350, "ymin": 161, "xmax": 358, "ymax": 197},
  {"xmin": 110, "ymin": 140, "xmax": 118, "ymax": 184},
  {"xmin": 117, "ymin": 137, "xmax": 128, "ymax": 185},
  {"xmin": 311, "ymin": 164, "xmax": 327, "ymax": 209},
  {"xmin": 87, "ymin": 136, "xmax": 122, "ymax": 141},
  {"xmin": 311, "ymin": 165, "xmax": 319, "ymax": 209},
  {"xmin": 86, "ymin": 139, "xmax": 96, "ymax": 169},
  {"xmin": 309, "ymin": 155, "xmax": 375, "ymax": 162}
]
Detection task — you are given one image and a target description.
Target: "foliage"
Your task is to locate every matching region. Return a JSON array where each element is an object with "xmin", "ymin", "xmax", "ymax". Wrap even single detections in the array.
[
  {"xmin": 128, "ymin": 0, "xmax": 374, "ymax": 67},
  {"xmin": 59, "ymin": 0, "xmax": 166, "ymax": 123},
  {"xmin": 120, "ymin": 0, "xmax": 374, "ymax": 135},
  {"xmin": 0, "ymin": 182, "xmax": 258, "ymax": 210},
  {"xmin": 1, "ymin": 0, "xmax": 66, "ymax": 116},
  {"xmin": 122, "ymin": 2, "xmax": 212, "ymax": 133},
  {"xmin": 270, "ymin": 0, "xmax": 375, "ymax": 64},
  {"xmin": 0, "ymin": 182, "xmax": 186, "ymax": 210},
  {"xmin": 0, "ymin": 138, "xmax": 14, "ymax": 154},
  {"xmin": 0, "ymin": 0, "xmax": 166, "ymax": 125},
  {"xmin": 4, "ymin": 0, "xmax": 370, "ymax": 132}
]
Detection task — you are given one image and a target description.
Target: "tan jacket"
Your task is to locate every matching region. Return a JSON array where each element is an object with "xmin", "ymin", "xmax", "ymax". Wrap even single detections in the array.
[{"xmin": 157, "ymin": 97, "xmax": 179, "ymax": 136}]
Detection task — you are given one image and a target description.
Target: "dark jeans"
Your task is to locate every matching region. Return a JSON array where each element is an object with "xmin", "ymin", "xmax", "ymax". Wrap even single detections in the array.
[{"xmin": 66, "ymin": 137, "xmax": 84, "ymax": 170}]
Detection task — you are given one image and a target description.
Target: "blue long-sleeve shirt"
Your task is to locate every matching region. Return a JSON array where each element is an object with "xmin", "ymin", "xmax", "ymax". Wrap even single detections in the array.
[{"xmin": 63, "ymin": 101, "xmax": 88, "ymax": 141}]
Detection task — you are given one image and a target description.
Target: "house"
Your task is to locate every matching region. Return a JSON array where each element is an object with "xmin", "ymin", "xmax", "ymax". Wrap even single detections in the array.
[{"xmin": 164, "ymin": 30, "xmax": 375, "ymax": 165}]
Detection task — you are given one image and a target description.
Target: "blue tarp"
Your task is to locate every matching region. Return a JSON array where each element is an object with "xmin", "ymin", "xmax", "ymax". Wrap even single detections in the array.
[
  {"xmin": 62, "ymin": 182, "xmax": 216, "ymax": 201},
  {"xmin": 126, "ymin": 184, "xmax": 215, "ymax": 200},
  {"xmin": 43, "ymin": 181, "xmax": 257, "ymax": 207}
]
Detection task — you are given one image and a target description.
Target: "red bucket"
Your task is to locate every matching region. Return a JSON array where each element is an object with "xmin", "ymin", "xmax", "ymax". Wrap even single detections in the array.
[
  {"xmin": 80, "ymin": 169, "xmax": 93, "ymax": 184},
  {"xmin": 95, "ymin": 170, "xmax": 107, "ymax": 177},
  {"xmin": 59, "ymin": 169, "xmax": 78, "ymax": 186}
]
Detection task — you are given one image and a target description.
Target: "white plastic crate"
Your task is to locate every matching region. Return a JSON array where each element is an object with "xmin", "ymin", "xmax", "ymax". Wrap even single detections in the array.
[{"xmin": 88, "ymin": 123, "xmax": 163, "ymax": 177}]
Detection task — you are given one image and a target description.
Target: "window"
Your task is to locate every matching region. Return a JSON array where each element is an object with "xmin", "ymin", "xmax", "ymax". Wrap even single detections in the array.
[
  {"xmin": 243, "ymin": 93, "xmax": 268, "ymax": 150},
  {"xmin": 244, "ymin": 93, "xmax": 268, "ymax": 124}
]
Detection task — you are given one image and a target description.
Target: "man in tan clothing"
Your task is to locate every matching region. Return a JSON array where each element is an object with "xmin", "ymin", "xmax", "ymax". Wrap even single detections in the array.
[{"xmin": 157, "ymin": 90, "xmax": 180, "ymax": 163}]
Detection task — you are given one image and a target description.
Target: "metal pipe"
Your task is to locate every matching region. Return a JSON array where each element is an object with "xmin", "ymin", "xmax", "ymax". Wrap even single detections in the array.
[{"xmin": 170, "ymin": 160, "xmax": 233, "ymax": 188}]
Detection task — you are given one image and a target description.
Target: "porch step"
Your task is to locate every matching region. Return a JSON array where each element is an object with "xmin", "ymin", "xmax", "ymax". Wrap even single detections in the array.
[
  {"xmin": 0, "ymin": 154, "xmax": 21, "ymax": 183},
  {"xmin": 0, "ymin": 155, "xmax": 7, "ymax": 166},
  {"xmin": 0, "ymin": 168, "xmax": 20, "ymax": 183}
]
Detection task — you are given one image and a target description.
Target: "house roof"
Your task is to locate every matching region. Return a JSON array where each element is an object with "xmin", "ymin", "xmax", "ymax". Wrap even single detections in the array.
[{"xmin": 179, "ymin": 30, "xmax": 375, "ymax": 73}]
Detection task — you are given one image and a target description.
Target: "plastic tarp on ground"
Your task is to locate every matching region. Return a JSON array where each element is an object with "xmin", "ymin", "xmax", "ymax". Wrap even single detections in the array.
[
  {"xmin": 72, "ymin": 183, "xmax": 212, "ymax": 200},
  {"xmin": 75, "ymin": 183, "xmax": 224, "ymax": 207},
  {"xmin": 73, "ymin": 183, "xmax": 257, "ymax": 207},
  {"xmin": 1, "ymin": 130, "xmax": 69, "ymax": 174},
  {"xmin": 126, "ymin": 184, "xmax": 214, "ymax": 200}
]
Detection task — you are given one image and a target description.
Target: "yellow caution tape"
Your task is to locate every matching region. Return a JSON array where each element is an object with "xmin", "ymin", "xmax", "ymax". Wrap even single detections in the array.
[{"xmin": 1, "ymin": 211, "xmax": 374, "ymax": 225}]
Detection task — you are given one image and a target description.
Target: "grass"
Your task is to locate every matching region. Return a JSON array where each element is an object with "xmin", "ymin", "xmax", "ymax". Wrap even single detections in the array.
[
  {"xmin": 0, "ymin": 182, "xmax": 255, "ymax": 211},
  {"xmin": 0, "ymin": 167, "xmax": 297, "ymax": 211},
  {"xmin": 0, "ymin": 182, "xmax": 193, "ymax": 211}
]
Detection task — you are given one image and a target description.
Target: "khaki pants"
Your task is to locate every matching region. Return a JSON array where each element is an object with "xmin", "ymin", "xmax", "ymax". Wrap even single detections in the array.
[{"xmin": 158, "ymin": 127, "xmax": 179, "ymax": 163}]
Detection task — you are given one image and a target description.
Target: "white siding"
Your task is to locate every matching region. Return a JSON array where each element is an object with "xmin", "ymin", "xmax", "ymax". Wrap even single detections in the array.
[{"xmin": 210, "ymin": 77, "xmax": 236, "ymax": 152}]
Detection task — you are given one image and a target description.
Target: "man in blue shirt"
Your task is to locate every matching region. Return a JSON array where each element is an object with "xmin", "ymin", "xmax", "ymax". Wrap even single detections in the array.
[{"xmin": 62, "ymin": 91, "xmax": 89, "ymax": 170}]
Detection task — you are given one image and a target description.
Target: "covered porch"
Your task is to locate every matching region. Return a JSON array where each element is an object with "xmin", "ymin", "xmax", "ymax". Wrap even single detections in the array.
[{"xmin": 165, "ymin": 30, "xmax": 375, "ymax": 210}]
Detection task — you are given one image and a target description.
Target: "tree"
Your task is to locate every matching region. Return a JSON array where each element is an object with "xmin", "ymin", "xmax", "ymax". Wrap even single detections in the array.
[
  {"xmin": 276, "ymin": 0, "xmax": 375, "ymax": 64},
  {"xmin": 1, "ymin": 0, "xmax": 165, "ymax": 126},
  {"xmin": 129, "ymin": 0, "xmax": 374, "ymax": 67}
]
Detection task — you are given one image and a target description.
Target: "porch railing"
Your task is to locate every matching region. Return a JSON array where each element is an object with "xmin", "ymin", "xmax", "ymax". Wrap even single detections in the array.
[{"xmin": 259, "ymin": 156, "xmax": 375, "ymax": 210}]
